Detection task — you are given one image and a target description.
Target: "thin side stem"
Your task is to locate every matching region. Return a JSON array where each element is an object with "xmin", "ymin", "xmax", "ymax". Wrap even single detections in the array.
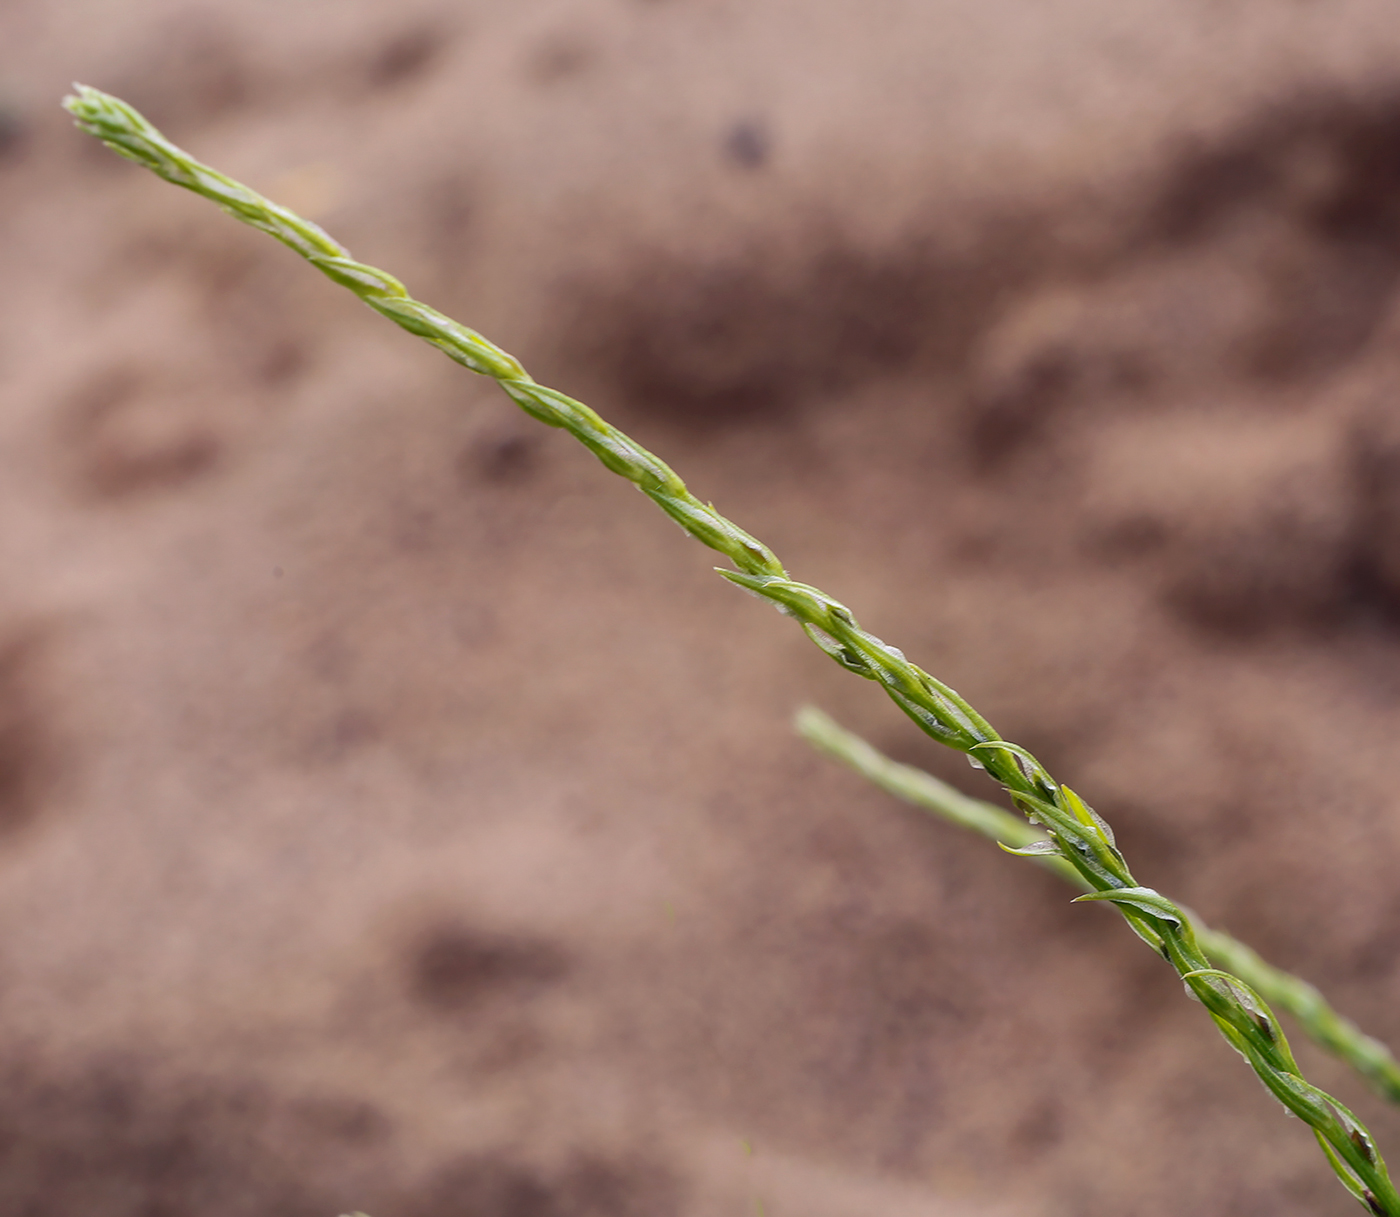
[
  {"xmin": 795, "ymin": 705, "xmax": 1400, "ymax": 1109},
  {"xmin": 64, "ymin": 85, "xmax": 1400, "ymax": 1216}
]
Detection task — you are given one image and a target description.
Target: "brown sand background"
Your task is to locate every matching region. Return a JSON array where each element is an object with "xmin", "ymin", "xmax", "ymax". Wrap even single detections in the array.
[{"xmin": 5, "ymin": 1, "xmax": 1400, "ymax": 1213}]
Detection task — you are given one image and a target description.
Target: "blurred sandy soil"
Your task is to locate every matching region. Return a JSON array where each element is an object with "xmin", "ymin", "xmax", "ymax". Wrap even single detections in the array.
[{"xmin": 4, "ymin": 1, "xmax": 1400, "ymax": 1213}]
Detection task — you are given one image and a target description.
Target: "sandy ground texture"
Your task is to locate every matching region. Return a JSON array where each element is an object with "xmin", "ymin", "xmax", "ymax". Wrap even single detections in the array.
[{"xmin": 5, "ymin": 1, "xmax": 1400, "ymax": 1214}]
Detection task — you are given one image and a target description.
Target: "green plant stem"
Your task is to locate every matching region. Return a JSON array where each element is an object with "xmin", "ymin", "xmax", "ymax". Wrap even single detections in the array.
[
  {"xmin": 63, "ymin": 85, "xmax": 1400, "ymax": 1215},
  {"xmin": 796, "ymin": 705, "xmax": 1400, "ymax": 1109}
]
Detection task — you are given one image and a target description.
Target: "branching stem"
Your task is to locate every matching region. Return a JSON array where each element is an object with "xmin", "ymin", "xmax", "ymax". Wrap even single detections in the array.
[
  {"xmin": 64, "ymin": 84, "xmax": 1400, "ymax": 1215},
  {"xmin": 796, "ymin": 706, "xmax": 1400, "ymax": 1109}
]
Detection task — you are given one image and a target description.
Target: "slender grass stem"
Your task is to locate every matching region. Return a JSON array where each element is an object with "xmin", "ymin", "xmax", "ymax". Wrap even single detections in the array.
[
  {"xmin": 795, "ymin": 705, "xmax": 1400, "ymax": 1109},
  {"xmin": 63, "ymin": 84, "xmax": 1400, "ymax": 1215}
]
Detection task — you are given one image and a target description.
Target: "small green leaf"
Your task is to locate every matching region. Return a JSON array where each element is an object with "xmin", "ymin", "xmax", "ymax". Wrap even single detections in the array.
[
  {"xmin": 969, "ymin": 740, "xmax": 1055, "ymax": 793},
  {"xmin": 1073, "ymin": 886, "xmax": 1183, "ymax": 928},
  {"xmin": 998, "ymin": 838, "xmax": 1061, "ymax": 858},
  {"xmin": 1007, "ymin": 787, "xmax": 1081, "ymax": 837},
  {"xmin": 1117, "ymin": 908, "xmax": 1167, "ymax": 953},
  {"xmin": 1181, "ymin": 968, "xmax": 1290, "ymax": 1055},
  {"xmin": 888, "ymin": 689, "xmax": 964, "ymax": 741},
  {"xmin": 1059, "ymin": 784, "xmax": 1117, "ymax": 847},
  {"xmin": 802, "ymin": 622, "xmax": 849, "ymax": 662}
]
